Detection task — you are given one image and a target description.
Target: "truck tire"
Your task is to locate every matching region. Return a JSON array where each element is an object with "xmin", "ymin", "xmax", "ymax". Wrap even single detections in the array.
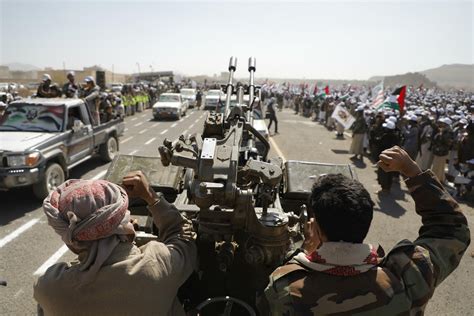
[
  {"xmin": 33, "ymin": 163, "xmax": 65, "ymax": 200},
  {"xmin": 99, "ymin": 136, "xmax": 118, "ymax": 162}
]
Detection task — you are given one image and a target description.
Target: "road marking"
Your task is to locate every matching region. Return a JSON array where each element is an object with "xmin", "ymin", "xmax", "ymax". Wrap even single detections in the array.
[
  {"xmin": 139, "ymin": 128, "xmax": 148, "ymax": 134},
  {"xmin": 171, "ymin": 122, "xmax": 178, "ymax": 128},
  {"xmin": 194, "ymin": 119, "xmax": 199, "ymax": 123},
  {"xmin": 0, "ymin": 218, "xmax": 40, "ymax": 248},
  {"xmin": 91, "ymin": 170, "xmax": 107, "ymax": 180},
  {"xmin": 141, "ymin": 113, "xmax": 147, "ymax": 118},
  {"xmin": 124, "ymin": 128, "xmax": 129, "ymax": 132},
  {"xmin": 145, "ymin": 137, "xmax": 156, "ymax": 145},
  {"xmin": 200, "ymin": 114, "xmax": 205, "ymax": 119},
  {"xmin": 33, "ymin": 245, "xmax": 69, "ymax": 276},
  {"xmin": 134, "ymin": 122, "xmax": 143, "ymax": 127},
  {"xmin": 160, "ymin": 129, "xmax": 168, "ymax": 135},
  {"xmin": 131, "ymin": 117, "xmax": 138, "ymax": 121},
  {"xmin": 152, "ymin": 123, "xmax": 159, "ymax": 128},
  {"xmin": 121, "ymin": 136, "xmax": 133, "ymax": 144},
  {"xmin": 189, "ymin": 124, "xmax": 195, "ymax": 129},
  {"xmin": 129, "ymin": 150, "xmax": 138, "ymax": 155},
  {"xmin": 269, "ymin": 137, "xmax": 286, "ymax": 162},
  {"xmin": 183, "ymin": 129, "xmax": 188, "ymax": 135}
]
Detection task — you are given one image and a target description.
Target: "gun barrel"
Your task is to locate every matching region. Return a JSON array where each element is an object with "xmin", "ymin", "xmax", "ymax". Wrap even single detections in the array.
[
  {"xmin": 224, "ymin": 56, "xmax": 237, "ymax": 117},
  {"xmin": 248, "ymin": 57, "xmax": 256, "ymax": 110}
]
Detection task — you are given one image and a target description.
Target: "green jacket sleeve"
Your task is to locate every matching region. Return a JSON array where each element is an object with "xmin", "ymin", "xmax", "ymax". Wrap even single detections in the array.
[{"xmin": 406, "ymin": 170, "xmax": 470, "ymax": 286}]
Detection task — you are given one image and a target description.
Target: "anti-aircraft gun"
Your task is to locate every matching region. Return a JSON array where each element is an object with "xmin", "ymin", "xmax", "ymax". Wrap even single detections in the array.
[{"xmin": 105, "ymin": 57, "xmax": 357, "ymax": 315}]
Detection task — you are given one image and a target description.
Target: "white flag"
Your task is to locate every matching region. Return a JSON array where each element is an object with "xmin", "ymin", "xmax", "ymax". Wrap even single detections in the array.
[{"xmin": 331, "ymin": 104, "xmax": 355, "ymax": 129}]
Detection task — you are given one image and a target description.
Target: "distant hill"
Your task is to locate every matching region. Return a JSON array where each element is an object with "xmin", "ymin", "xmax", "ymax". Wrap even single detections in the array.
[
  {"xmin": 369, "ymin": 64, "xmax": 473, "ymax": 91},
  {"xmin": 421, "ymin": 64, "xmax": 473, "ymax": 90},
  {"xmin": 2, "ymin": 62, "xmax": 40, "ymax": 71},
  {"xmin": 369, "ymin": 72, "xmax": 438, "ymax": 89}
]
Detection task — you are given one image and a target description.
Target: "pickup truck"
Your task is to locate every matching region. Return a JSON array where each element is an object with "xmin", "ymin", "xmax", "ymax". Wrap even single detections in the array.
[{"xmin": 0, "ymin": 98, "xmax": 125, "ymax": 199}]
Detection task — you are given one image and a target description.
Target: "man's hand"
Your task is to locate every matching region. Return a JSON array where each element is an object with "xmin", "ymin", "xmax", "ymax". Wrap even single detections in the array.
[
  {"xmin": 122, "ymin": 171, "xmax": 159, "ymax": 205},
  {"xmin": 377, "ymin": 146, "xmax": 422, "ymax": 178}
]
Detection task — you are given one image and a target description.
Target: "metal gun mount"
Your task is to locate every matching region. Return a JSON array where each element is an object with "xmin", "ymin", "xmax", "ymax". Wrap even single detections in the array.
[
  {"xmin": 158, "ymin": 57, "xmax": 291, "ymax": 268},
  {"xmin": 105, "ymin": 57, "xmax": 357, "ymax": 314}
]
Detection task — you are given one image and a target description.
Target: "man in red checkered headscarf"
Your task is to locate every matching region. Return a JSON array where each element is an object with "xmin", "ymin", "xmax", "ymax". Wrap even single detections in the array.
[{"xmin": 34, "ymin": 172, "xmax": 196, "ymax": 316}]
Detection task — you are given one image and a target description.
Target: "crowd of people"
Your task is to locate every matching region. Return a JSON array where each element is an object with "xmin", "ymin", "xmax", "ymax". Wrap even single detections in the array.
[
  {"xmin": 263, "ymin": 86, "xmax": 474, "ymax": 198},
  {"xmin": 33, "ymin": 72, "xmax": 162, "ymax": 125}
]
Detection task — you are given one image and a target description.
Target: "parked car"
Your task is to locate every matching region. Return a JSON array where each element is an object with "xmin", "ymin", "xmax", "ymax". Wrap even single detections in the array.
[
  {"xmin": 203, "ymin": 89, "xmax": 224, "ymax": 110},
  {"xmin": 0, "ymin": 98, "xmax": 125, "ymax": 199},
  {"xmin": 152, "ymin": 93, "xmax": 188, "ymax": 120},
  {"xmin": 180, "ymin": 88, "xmax": 197, "ymax": 108}
]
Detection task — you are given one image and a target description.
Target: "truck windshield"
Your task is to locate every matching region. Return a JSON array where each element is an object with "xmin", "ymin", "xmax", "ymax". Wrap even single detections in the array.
[
  {"xmin": 159, "ymin": 95, "xmax": 180, "ymax": 102},
  {"xmin": 207, "ymin": 90, "xmax": 221, "ymax": 96},
  {"xmin": 181, "ymin": 90, "xmax": 195, "ymax": 96},
  {"xmin": 0, "ymin": 103, "xmax": 65, "ymax": 132}
]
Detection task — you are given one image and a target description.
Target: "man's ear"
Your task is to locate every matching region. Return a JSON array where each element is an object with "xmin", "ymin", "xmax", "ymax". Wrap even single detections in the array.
[{"xmin": 314, "ymin": 221, "xmax": 328, "ymax": 243}]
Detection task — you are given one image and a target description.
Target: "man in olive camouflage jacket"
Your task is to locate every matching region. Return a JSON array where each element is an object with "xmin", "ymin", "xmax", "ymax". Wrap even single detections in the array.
[{"xmin": 258, "ymin": 146, "xmax": 470, "ymax": 315}]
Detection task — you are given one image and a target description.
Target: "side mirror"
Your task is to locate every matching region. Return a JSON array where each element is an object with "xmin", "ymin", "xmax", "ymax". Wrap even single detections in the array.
[{"xmin": 72, "ymin": 120, "xmax": 84, "ymax": 132}]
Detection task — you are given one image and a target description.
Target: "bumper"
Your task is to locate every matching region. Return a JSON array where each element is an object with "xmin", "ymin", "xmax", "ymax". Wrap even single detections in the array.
[
  {"xmin": 0, "ymin": 167, "xmax": 42, "ymax": 190},
  {"xmin": 187, "ymin": 100, "xmax": 197, "ymax": 107},
  {"xmin": 153, "ymin": 109, "xmax": 180, "ymax": 118}
]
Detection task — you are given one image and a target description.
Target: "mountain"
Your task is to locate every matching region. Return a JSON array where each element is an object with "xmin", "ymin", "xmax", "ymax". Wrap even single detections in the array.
[
  {"xmin": 420, "ymin": 64, "xmax": 473, "ymax": 90},
  {"xmin": 2, "ymin": 62, "xmax": 40, "ymax": 71},
  {"xmin": 369, "ymin": 72, "xmax": 437, "ymax": 89},
  {"xmin": 369, "ymin": 64, "xmax": 473, "ymax": 91}
]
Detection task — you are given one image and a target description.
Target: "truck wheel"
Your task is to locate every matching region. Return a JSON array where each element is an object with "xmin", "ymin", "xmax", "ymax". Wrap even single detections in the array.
[
  {"xmin": 33, "ymin": 163, "xmax": 65, "ymax": 200},
  {"xmin": 100, "ymin": 136, "xmax": 118, "ymax": 162},
  {"xmin": 177, "ymin": 112, "xmax": 182, "ymax": 120}
]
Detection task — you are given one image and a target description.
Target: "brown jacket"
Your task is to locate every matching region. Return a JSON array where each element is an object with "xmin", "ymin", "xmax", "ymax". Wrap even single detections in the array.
[{"xmin": 34, "ymin": 197, "xmax": 197, "ymax": 316}]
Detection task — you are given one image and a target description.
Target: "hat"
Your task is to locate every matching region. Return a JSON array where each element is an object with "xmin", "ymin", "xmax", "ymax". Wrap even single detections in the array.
[
  {"xmin": 387, "ymin": 116, "xmax": 397, "ymax": 123},
  {"xmin": 42, "ymin": 74, "xmax": 51, "ymax": 82},
  {"xmin": 409, "ymin": 115, "xmax": 418, "ymax": 122},
  {"xmin": 67, "ymin": 71, "xmax": 75, "ymax": 77},
  {"xmin": 356, "ymin": 105, "xmax": 365, "ymax": 112},
  {"xmin": 0, "ymin": 101, "xmax": 6, "ymax": 108},
  {"xmin": 84, "ymin": 76, "xmax": 94, "ymax": 83},
  {"xmin": 382, "ymin": 121, "xmax": 396, "ymax": 130},
  {"xmin": 438, "ymin": 117, "xmax": 452, "ymax": 126}
]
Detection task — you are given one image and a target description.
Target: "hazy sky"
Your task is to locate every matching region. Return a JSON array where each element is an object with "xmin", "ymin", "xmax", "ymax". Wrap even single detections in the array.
[{"xmin": 0, "ymin": 0, "xmax": 472, "ymax": 79}]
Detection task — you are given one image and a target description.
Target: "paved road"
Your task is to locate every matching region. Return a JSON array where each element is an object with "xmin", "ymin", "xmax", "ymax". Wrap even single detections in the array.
[{"xmin": 1, "ymin": 108, "xmax": 472, "ymax": 314}]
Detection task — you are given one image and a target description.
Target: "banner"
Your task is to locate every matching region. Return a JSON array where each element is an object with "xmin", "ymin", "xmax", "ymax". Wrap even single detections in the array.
[{"xmin": 331, "ymin": 104, "xmax": 355, "ymax": 129}]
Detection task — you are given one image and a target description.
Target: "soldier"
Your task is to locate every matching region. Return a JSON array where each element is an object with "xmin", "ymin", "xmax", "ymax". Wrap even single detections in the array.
[
  {"xmin": 375, "ymin": 120, "xmax": 400, "ymax": 194},
  {"xmin": 349, "ymin": 106, "xmax": 368, "ymax": 160},
  {"xmin": 34, "ymin": 171, "xmax": 197, "ymax": 315},
  {"xmin": 259, "ymin": 146, "xmax": 470, "ymax": 315},
  {"xmin": 401, "ymin": 114, "xmax": 419, "ymax": 160},
  {"xmin": 82, "ymin": 76, "xmax": 101, "ymax": 126},
  {"xmin": 416, "ymin": 115, "xmax": 435, "ymax": 170},
  {"xmin": 431, "ymin": 117, "xmax": 454, "ymax": 183},
  {"xmin": 266, "ymin": 98, "xmax": 279, "ymax": 134},
  {"xmin": 37, "ymin": 74, "xmax": 61, "ymax": 98},
  {"xmin": 62, "ymin": 71, "xmax": 79, "ymax": 98}
]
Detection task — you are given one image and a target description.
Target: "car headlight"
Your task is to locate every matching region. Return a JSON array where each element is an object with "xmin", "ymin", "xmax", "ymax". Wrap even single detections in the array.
[{"xmin": 7, "ymin": 152, "xmax": 41, "ymax": 167}]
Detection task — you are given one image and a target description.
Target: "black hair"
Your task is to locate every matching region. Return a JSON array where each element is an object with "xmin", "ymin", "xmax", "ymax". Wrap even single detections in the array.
[{"xmin": 307, "ymin": 174, "xmax": 374, "ymax": 243}]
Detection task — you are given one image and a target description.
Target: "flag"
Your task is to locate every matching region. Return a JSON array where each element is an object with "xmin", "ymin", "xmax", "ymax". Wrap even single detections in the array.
[
  {"xmin": 377, "ymin": 85, "xmax": 406, "ymax": 112},
  {"xmin": 359, "ymin": 89, "xmax": 369, "ymax": 102},
  {"xmin": 324, "ymin": 85, "xmax": 330, "ymax": 95},
  {"xmin": 331, "ymin": 104, "xmax": 356, "ymax": 129},
  {"xmin": 371, "ymin": 81, "xmax": 384, "ymax": 108}
]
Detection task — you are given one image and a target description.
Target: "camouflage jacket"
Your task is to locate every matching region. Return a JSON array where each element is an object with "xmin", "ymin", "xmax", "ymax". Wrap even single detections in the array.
[{"xmin": 258, "ymin": 170, "xmax": 470, "ymax": 315}]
